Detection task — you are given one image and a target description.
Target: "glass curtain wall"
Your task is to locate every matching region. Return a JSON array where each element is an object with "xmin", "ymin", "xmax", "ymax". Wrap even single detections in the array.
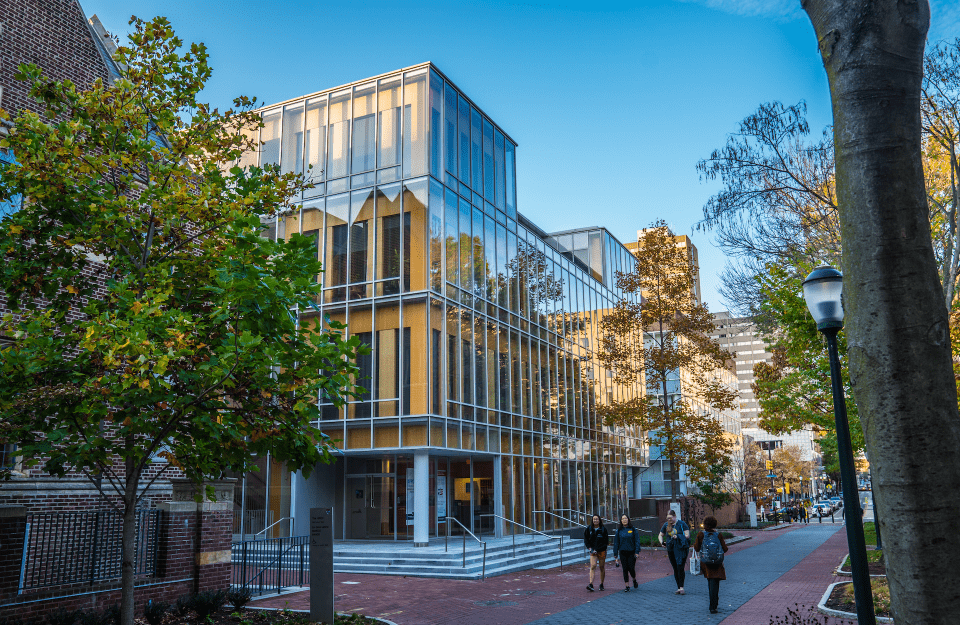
[{"xmin": 244, "ymin": 64, "xmax": 644, "ymax": 538}]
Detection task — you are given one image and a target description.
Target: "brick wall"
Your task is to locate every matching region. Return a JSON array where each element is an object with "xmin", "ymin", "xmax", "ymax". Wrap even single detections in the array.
[{"xmin": 0, "ymin": 480, "xmax": 235, "ymax": 621}]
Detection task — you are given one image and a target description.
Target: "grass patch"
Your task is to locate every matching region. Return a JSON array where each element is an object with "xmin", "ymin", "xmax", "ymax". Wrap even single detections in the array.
[
  {"xmin": 841, "ymin": 549, "xmax": 883, "ymax": 569},
  {"xmin": 840, "ymin": 576, "xmax": 891, "ymax": 616},
  {"xmin": 636, "ymin": 530, "xmax": 734, "ymax": 548},
  {"xmin": 719, "ymin": 521, "xmax": 776, "ymax": 530},
  {"xmin": 863, "ymin": 521, "xmax": 877, "ymax": 546}
]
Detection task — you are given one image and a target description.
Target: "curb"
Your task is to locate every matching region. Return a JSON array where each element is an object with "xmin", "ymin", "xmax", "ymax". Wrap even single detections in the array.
[
  {"xmin": 817, "ymin": 580, "xmax": 894, "ymax": 623},
  {"xmin": 835, "ymin": 552, "xmax": 886, "ymax": 578},
  {"xmin": 642, "ymin": 535, "xmax": 751, "ymax": 551},
  {"xmin": 248, "ymin": 606, "xmax": 399, "ymax": 625},
  {"xmin": 761, "ymin": 523, "xmax": 795, "ymax": 531}
]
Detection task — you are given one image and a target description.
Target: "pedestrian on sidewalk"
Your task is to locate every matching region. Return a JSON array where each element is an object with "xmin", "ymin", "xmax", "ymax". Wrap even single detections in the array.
[
  {"xmin": 694, "ymin": 516, "xmax": 729, "ymax": 614},
  {"xmin": 613, "ymin": 514, "xmax": 641, "ymax": 592},
  {"xmin": 658, "ymin": 509, "xmax": 690, "ymax": 595},
  {"xmin": 799, "ymin": 504, "xmax": 808, "ymax": 524},
  {"xmin": 584, "ymin": 514, "xmax": 609, "ymax": 592}
]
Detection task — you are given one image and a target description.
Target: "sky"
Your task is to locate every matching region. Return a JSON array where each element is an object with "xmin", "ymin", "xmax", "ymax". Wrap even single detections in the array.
[{"xmin": 79, "ymin": 0, "xmax": 960, "ymax": 312}]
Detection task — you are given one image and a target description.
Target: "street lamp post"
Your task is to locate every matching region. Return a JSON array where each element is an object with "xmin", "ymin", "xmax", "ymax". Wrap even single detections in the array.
[{"xmin": 802, "ymin": 265, "xmax": 876, "ymax": 625}]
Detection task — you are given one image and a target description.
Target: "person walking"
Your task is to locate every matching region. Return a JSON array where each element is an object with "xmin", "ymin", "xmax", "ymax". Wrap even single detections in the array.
[
  {"xmin": 799, "ymin": 503, "xmax": 808, "ymax": 524},
  {"xmin": 694, "ymin": 515, "xmax": 729, "ymax": 614},
  {"xmin": 584, "ymin": 514, "xmax": 609, "ymax": 592},
  {"xmin": 613, "ymin": 514, "xmax": 641, "ymax": 592},
  {"xmin": 658, "ymin": 509, "xmax": 690, "ymax": 595}
]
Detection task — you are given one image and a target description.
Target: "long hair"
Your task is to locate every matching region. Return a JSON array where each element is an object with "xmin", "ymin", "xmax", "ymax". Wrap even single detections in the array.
[
  {"xmin": 590, "ymin": 513, "xmax": 603, "ymax": 528},
  {"xmin": 619, "ymin": 513, "xmax": 634, "ymax": 529}
]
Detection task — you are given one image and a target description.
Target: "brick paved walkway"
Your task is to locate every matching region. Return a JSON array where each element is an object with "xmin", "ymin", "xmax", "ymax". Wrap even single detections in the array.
[{"xmin": 250, "ymin": 524, "xmax": 851, "ymax": 625}]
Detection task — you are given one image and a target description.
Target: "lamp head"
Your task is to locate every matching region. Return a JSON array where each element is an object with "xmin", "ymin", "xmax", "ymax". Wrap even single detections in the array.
[{"xmin": 802, "ymin": 265, "xmax": 843, "ymax": 331}]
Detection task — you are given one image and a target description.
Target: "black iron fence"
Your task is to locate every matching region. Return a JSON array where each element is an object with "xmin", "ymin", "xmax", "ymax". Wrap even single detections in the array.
[
  {"xmin": 231, "ymin": 535, "xmax": 309, "ymax": 596},
  {"xmin": 19, "ymin": 509, "xmax": 161, "ymax": 592}
]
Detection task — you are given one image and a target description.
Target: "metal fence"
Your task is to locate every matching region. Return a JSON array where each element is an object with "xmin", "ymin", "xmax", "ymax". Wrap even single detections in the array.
[
  {"xmin": 19, "ymin": 509, "xmax": 161, "ymax": 592},
  {"xmin": 231, "ymin": 535, "xmax": 309, "ymax": 596}
]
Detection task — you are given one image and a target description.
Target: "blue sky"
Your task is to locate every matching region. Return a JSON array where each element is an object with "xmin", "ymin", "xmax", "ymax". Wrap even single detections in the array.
[{"xmin": 79, "ymin": 0, "xmax": 960, "ymax": 311}]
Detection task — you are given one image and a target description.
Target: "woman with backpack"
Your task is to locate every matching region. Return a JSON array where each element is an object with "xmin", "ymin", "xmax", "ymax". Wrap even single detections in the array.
[
  {"xmin": 658, "ymin": 509, "xmax": 690, "ymax": 595},
  {"xmin": 694, "ymin": 515, "xmax": 730, "ymax": 614},
  {"xmin": 613, "ymin": 514, "xmax": 641, "ymax": 592},
  {"xmin": 583, "ymin": 514, "xmax": 609, "ymax": 592}
]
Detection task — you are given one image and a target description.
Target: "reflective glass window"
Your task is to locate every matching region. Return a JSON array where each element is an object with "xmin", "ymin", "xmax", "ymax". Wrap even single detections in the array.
[
  {"xmin": 404, "ymin": 300, "xmax": 429, "ymax": 415},
  {"xmin": 324, "ymin": 193, "xmax": 349, "ymax": 302},
  {"xmin": 377, "ymin": 76, "xmax": 401, "ymax": 169},
  {"xmin": 460, "ymin": 309, "xmax": 474, "ymax": 406},
  {"xmin": 402, "ymin": 178, "xmax": 429, "ymax": 292},
  {"xmin": 429, "ymin": 179, "xmax": 444, "ymax": 293},
  {"xmin": 352, "ymin": 83, "xmax": 376, "ymax": 174},
  {"xmin": 304, "ymin": 96, "xmax": 327, "ymax": 183},
  {"xmin": 470, "ymin": 107, "xmax": 482, "ymax": 192},
  {"xmin": 375, "ymin": 300, "xmax": 400, "ymax": 415},
  {"xmin": 484, "ymin": 215, "xmax": 497, "ymax": 302},
  {"xmin": 458, "ymin": 95, "xmax": 470, "ymax": 186},
  {"xmin": 482, "ymin": 118, "xmax": 495, "ymax": 199},
  {"xmin": 474, "ymin": 315, "xmax": 486, "ymax": 407},
  {"xmin": 496, "ymin": 223, "xmax": 508, "ymax": 309},
  {"xmin": 349, "ymin": 188, "xmax": 375, "ymax": 299},
  {"xmin": 260, "ymin": 109, "xmax": 281, "ymax": 168},
  {"xmin": 429, "ymin": 71, "xmax": 443, "ymax": 179},
  {"xmin": 447, "ymin": 305, "xmax": 461, "ymax": 402},
  {"xmin": 281, "ymin": 103, "xmax": 304, "ymax": 176},
  {"xmin": 444, "ymin": 187, "xmax": 459, "ymax": 289},
  {"xmin": 301, "ymin": 199, "xmax": 324, "ymax": 284},
  {"xmin": 458, "ymin": 196, "xmax": 472, "ymax": 294},
  {"xmin": 328, "ymin": 90, "xmax": 351, "ymax": 180},
  {"xmin": 494, "ymin": 129, "xmax": 505, "ymax": 210},
  {"xmin": 472, "ymin": 206, "xmax": 485, "ymax": 300},
  {"xmin": 376, "ymin": 183, "xmax": 403, "ymax": 295},
  {"xmin": 505, "ymin": 140, "xmax": 517, "ymax": 218},
  {"xmin": 444, "ymin": 83, "xmax": 458, "ymax": 179},
  {"xmin": 507, "ymin": 230, "xmax": 518, "ymax": 313},
  {"xmin": 403, "ymin": 70, "xmax": 427, "ymax": 178},
  {"xmin": 485, "ymin": 319, "xmax": 498, "ymax": 409},
  {"xmin": 498, "ymin": 320, "xmax": 510, "ymax": 412}
]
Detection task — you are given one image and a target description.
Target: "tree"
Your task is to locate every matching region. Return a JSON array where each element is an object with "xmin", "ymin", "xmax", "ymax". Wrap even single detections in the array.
[
  {"xmin": 0, "ymin": 18, "xmax": 363, "ymax": 625},
  {"xmin": 598, "ymin": 221, "xmax": 737, "ymax": 503},
  {"xmin": 750, "ymin": 261, "xmax": 864, "ymax": 470},
  {"xmin": 802, "ymin": 2, "xmax": 960, "ymax": 622},
  {"xmin": 771, "ymin": 444, "xmax": 816, "ymax": 497}
]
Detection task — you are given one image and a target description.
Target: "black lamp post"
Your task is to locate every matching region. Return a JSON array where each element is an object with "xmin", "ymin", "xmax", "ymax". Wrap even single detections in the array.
[{"xmin": 802, "ymin": 265, "xmax": 875, "ymax": 625}]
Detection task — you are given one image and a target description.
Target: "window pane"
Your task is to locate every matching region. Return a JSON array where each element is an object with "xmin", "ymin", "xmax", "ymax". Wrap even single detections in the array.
[
  {"xmin": 349, "ymin": 188, "xmax": 375, "ymax": 299},
  {"xmin": 484, "ymin": 215, "xmax": 497, "ymax": 302},
  {"xmin": 445, "ymin": 187, "xmax": 459, "ymax": 289},
  {"xmin": 403, "ymin": 70, "xmax": 427, "ymax": 178},
  {"xmin": 444, "ymin": 83, "xmax": 458, "ymax": 179},
  {"xmin": 376, "ymin": 183, "xmax": 403, "ymax": 295},
  {"xmin": 375, "ymin": 300, "xmax": 400, "ymax": 409},
  {"xmin": 324, "ymin": 193, "xmax": 349, "ymax": 302},
  {"xmin": 304, "ymin": 96, "xmax": 327, "ymax": 183},
  {"xmin": 429, "ymin": 71, "xmax": 443, "ymax": 179},
  {"xmin": 403, "ymin": 178, "xmax": 429, "ymax": 292},
  {"xmin": 458, "ymin": 196, "xmax": 472, "ymax": 294},
  {"xmin": 281, "ymin": 103, "xmax": 304, "ymax": 175},
  {"xmin": 458, "ymin": 95, "xmax": 470, "ymax": 185},
  {"xmin": 377, "ymin": 76, "xmax": 401, "ymax": 169},
  {"xmin": 505, "ymin": 140, "xmax": 516, "ymax": 218},
  {"xmin": 447, "ymin": 304, "xmax": 460, "ymax": 402},
  {"xmin": 260, "ymin": 109, "xmax": 281, "ymax": 168},
  {"xmin": 352, "ymin": 83, "xmax": 376, "ymax": 174},
  {"xmin": 482, "ymin": 118, "xmax": 494, "ymax": 199},
  {"xmin": 301, "ymin": 200, "xmax": 324, "ymax": 285},
  {"xmin": 496, "ymin": 223, "xmax": 508, "ymax": 309},
  {"xmin": 472, "ymin": 206, "xmax": 485, "ymax": 300},
  {"xmin": 328, "ymin": 90, "xmax": 351, "ymax": 180},
  {"xmin": 429, "ymin": 178, "xmax": 444, "ymax": 293},
  {"xmin": 470, "ymin": 107, "xmax": 482, "ymax": 192},
  {"xmin": 494, "ymin": 129, "xmax": 505, "ymax": 209},
  {"xmin": 474, "ymin": 314, "xmax": 486, "ymax": 407}
]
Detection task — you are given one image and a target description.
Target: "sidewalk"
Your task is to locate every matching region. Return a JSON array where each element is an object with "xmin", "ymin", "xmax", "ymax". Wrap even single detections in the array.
[{"xmin": 250, "ymin": 526, "xmax": 805, "ymax": 624}]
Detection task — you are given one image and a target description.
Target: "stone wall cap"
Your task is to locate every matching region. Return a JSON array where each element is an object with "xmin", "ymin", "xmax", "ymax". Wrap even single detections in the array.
[{"xmin": 0, "ymin": 505, "xmax": 28, "ymax": 518}]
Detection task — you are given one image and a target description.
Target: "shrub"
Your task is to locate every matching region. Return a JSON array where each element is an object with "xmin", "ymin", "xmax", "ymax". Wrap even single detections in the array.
[
  {"xmin": 46, "ymin": 610, "xmax": 82, "ymax": 625},
  {"xmin": 226, "ymin": 587, "xmax": 253, "ymax": 610},
  {"xmin": 144, "ymin": 600, "xmax": 169, "ymax": 625},
  {"xmin": 192, "ymin": 590, "xmax": 227, "ymax": 620},
  {"xmin": 769, "ymin": 604, "xmax": 854, "ymax": 625},
  {"xmin": 173, "ymin": 594, "xmax": 196, "ymax": 617},
  {"xmin": 77, "ymin": 605, "xmax": 119, "ymax": 625}
]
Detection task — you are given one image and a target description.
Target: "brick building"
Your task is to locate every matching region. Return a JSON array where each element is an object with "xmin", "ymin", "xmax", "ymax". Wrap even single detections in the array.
[{"xmin": 0, "ymin": 1, "xmax": 230, "ymax": 618}]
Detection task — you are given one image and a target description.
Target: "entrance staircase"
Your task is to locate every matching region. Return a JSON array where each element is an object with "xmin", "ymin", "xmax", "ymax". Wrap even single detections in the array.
[{"xmin": 332, "ymin": 533, "xmax": 589, "ymax": 579}]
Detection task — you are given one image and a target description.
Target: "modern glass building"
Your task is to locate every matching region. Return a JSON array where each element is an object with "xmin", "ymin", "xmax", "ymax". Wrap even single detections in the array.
[{"xmin": 230, "ymin": 63, "xmax": 646, "ymax": 544}]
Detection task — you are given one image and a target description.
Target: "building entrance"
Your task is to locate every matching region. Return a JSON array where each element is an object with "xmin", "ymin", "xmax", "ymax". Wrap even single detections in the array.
[{"xmin": 345, "ymin": 475, "xmax": 395, "ymax": 539}]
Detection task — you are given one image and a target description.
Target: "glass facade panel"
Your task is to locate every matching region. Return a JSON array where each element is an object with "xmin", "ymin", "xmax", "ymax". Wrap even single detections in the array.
[
  {"xmin": 378, "ymin": 76, "xmax": 402, "ymax": 169},
  {"xmin": 328, "ymin": 90, "xmax": 351, "ymax": 181},
  {"xmin": 458, "ymin": 95, "xmax": 470, "ymax": 185},
  {"xmin": 494, "ymin": 129, "xmax": 505, "ymax": 210},
  {"xmin": 482, "ymin": 118, "xmax": 494, "ymax": 200},
  {"xmin": 352, "ymin": 83, "xmax": 376, "ymax": 174},
  {"xmin": 260, "ymin": 109, "xmax": 281, "ymax": 168},
  {"xmin": 444, "ymin": 83, "xmax": 458, "ymax": 180},
  {"xmin": 281, "ymin": 103, "xmax": 304, "ymax": 176},
  {"xmin": 505, "ymin": 140, "xmax": 516, "ymax": 219},
  {"xmin": 429, "ymin": 71, "xmax": 443, "ymax": 179},
  {"xmin": 403, "ymin": 70, "xmax": 427, "ymax": 178},
  {"xmin": 349, "ymin": 188, "xmax": 375, "ymax": 299},
  {"xmin": 376, "ymin": 183, "xmax": 403, "ymax": 295},
  {"xmin": 470, "ymin": 107, "xmax": 482, "ymax": 192},
  {"xmin": 304, "ymin": 96, "xmax": 327, "ymax": 184},
  {"xmin": 403, "ymin": 178, "xmax": 429, "ymax": 292},
  {"xmin": 429, "ymin": 179, "xmax": 444, "ymax": 293},
  {"xmin": 324, "ymin": 193, "xmax": 349, "ymax": 302}
]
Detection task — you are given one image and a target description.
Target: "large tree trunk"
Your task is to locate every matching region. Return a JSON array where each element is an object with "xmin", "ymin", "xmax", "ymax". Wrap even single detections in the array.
[{"xmin": 803, "ymin": 1, "xmax": 960, "ymax": 622}]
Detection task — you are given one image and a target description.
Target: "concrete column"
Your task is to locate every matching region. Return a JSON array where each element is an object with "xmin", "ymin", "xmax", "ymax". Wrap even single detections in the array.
[
  {"xmin": 632, "ymin": 468, "xmax": 643, "ymax": 499},
  {"xmin": 493, "ymin": 455, "xmax": 503, "ymax": 539},
  {"xmin": 413, "ymin": 451, "xmax": 430, "ymax": 546}
]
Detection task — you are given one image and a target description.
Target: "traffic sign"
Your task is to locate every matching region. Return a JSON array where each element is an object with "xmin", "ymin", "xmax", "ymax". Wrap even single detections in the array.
[{"xmin": 766, "ymin": 474, "xmax": 777, "ymax": 478}]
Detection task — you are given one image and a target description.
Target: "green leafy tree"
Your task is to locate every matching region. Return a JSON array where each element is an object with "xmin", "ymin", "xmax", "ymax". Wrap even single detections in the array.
[
  {"xmin": 598, "ymin": 220, "xmax": 737, "ymax": 503},
  {"xmin": 750, "ymin": 262, "xmax": 863, "ymax": 470},
  {"xmin": 0, "ymin": 18, "xmax": 363, "ymax": 625}
]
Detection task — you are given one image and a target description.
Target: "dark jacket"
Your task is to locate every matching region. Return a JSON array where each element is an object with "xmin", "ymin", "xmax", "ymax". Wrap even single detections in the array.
[
  {"xmin": 583, "ymin": 525, "xmax": 609, "ymax": 552},
  {"xmin": 613, "ymin": 525, "xmax": 641, "ymax": 554},
  {"xmin": 694, "ymin": 530, "xmax": 729, "ymax": 580}
]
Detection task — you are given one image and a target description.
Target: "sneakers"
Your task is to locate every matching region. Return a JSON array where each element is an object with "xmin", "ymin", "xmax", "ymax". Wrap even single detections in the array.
[
  {"xmin": 633, "ymin": 580, "xmax": 638, "ymax": 589},
  {"xmin": 624, "ymin": 587, "xmax": 630, "ymax": 592},
  {"xmin": 710, "ymin": 609, "xmax": 718, "ymax": 614},
  {"xmin": 599, "ymin": 584, "xmax": 605, "ymax": 591},
  {"xmin": 586, "ymin": 583, "xmax": 594, "ymax": 592}
]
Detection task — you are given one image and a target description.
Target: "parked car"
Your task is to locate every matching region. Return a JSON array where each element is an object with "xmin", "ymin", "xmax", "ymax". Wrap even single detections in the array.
[{"xmin": 829, "ymin": 496, "xmax": 843, "ymax": 509}]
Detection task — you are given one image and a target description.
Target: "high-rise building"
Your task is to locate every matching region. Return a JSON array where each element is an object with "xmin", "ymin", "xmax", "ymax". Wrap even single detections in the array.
[
  {"xmin": 710, "ymin": 312, "xmax": 773, "ymax": 428},
  {"xmin": 228, "ymin": 63, "xmax": 647, "ymax": 544}
]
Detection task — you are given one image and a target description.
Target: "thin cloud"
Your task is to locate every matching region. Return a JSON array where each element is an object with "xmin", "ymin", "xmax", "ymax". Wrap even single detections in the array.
[{"xmin": 674, "ymin": 0, "xmax": 803, "ymax": 21}]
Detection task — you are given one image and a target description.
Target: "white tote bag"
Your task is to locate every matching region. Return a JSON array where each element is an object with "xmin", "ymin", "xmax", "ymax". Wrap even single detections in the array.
[{"xmin": 689, "ymin": 549, "xmax": 701, "ymax": 575}]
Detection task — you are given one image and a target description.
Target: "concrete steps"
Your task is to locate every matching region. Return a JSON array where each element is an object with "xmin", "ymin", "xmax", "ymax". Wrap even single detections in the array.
[{"xmin": 332, "ymin": 535, "xmax": 589, "ymax": 579}]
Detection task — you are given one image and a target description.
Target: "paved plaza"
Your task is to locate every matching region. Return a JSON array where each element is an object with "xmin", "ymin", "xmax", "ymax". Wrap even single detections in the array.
[{"xmin": 252, "ymin": 523, "xmax": 858, "ymax": 624}]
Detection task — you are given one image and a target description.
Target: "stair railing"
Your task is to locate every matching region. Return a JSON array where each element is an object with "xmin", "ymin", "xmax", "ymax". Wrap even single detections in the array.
[
  {"xmin": 444, "ymin": 517, "xmax": 487, "ymax": 580},
  {"xmin": 477, "ymin": 513, "xmax": 565, "ymax": 571}
]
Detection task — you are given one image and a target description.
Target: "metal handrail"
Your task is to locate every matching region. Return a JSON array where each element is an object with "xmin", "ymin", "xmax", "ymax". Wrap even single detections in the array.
[
  {"xmin": 478, "ymin": 513, "xmax": 565, "ymax": 570},
  {"xmin": 255, "ymin": 516, "xmax": 295, "ymax": 538},
  {"xmin": 444, "ymin": 517, "xmax": 487, "ymax": 580},
  {"xmin": 553, "ymin": 509, "xmax": 655, "ymax": 532},
  {"xmin": 533, "ymin": 509, "xmax": 587, "ymax": 530}
]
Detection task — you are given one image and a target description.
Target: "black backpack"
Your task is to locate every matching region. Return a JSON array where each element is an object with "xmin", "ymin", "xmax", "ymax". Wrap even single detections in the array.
[{"xmin": 699, "ymin": 531, "xmax": 724, "ymax": 566}]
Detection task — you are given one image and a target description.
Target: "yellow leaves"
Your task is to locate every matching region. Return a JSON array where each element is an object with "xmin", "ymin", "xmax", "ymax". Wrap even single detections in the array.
[
  {"xmin": 9, "ymin": 225, "xmax": 23, "ymax": 235},
  {"xmin": 66, "ymin": 285, "xmax": 78, "ymax": 295},
  {"xmin": 139, "ymin": 379, "xmax": 150, "ymax": 389},
  {"xmin": 131, "ymin": 300, "xmax": 144, "ymax": 314}
]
